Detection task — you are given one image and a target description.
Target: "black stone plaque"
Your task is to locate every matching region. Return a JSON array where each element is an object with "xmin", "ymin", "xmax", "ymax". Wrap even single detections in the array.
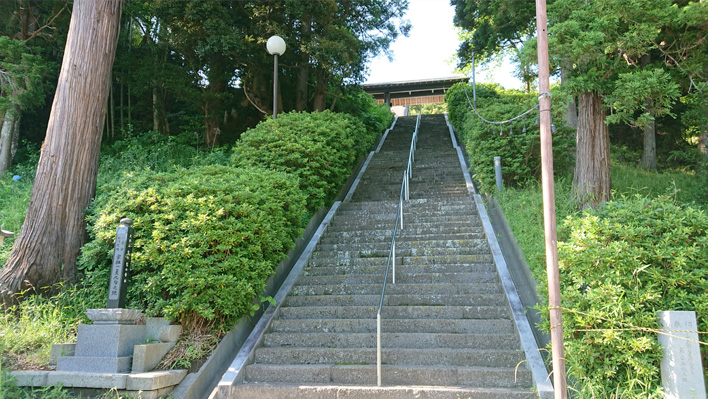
[{"xmin": 107, "ymin": 218, "xmax": 133, "ymax": 308}]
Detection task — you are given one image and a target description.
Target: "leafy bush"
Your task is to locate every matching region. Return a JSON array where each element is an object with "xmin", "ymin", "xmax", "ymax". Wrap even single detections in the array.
[
  {"xmin": 539, "ymin": 194, "xmax": 708, "ymax": 398},
  {"xmin": 78, "ymin": 165, "xmax": 307, "ymax": 333},
  {"xmin": 445, "ymin": 82, "xmax": 575, "ymax": 193},
  {"xmin": 233, "ymin": 111, "xmax": 376, "ymax": 212},
  {"xmin": 334, "ymin": 89, "xmax": 395, "ymax": 139}
]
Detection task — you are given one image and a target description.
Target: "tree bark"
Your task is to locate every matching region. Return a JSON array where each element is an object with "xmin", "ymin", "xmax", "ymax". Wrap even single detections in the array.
[
  {"xmin": 0, "ymin": 106, "xmax": 20, "ymax": 175},
  {"xmin": 0, "ymin": 0, "xmax": 123, "ymax": 301},
  {"xmin": 295, "ymin": 18, "xmax": 311, "ymax": 112},
  {"xmin": 640, "ymin": 97, "xmax": 657, "ymax": 170},
  {"xmin": 560, "ymin": 60, "xmax": 578, "ymax": 128},
  {"xmin": 639, "ymin": 53, "xmax": 656, "ymax": 170},
  {"xmin": 313, "ymin": 70, "xmax": 329, "ymax": 112},
  {"xmin": 572, "ymin": 92, "xmax": 611, "ymax": 209}
]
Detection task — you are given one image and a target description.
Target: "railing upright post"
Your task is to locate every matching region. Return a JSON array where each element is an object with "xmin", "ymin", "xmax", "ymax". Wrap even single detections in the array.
[
  {"xmin": 392, "ymin": 240, "xmax": 396, "ymax": 284},
  {"xmin": 377, "ymin": 313, "xmax": 382, "ymax": 386}
]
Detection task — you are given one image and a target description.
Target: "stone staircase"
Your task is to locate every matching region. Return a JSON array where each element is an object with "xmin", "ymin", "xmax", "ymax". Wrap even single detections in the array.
[{"xmin": 227, "ymin": 115, "xmax": 539, "ymax": 398}]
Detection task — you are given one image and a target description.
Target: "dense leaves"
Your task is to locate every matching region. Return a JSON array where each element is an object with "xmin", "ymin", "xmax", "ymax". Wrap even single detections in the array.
[
  {"xmin": 541, "ymin": 195, "xmax": 708, "ymax": 398},
  {"xmin": 78, "ymin": 165, "xmax": 307, "ymax": 333},
  {"xmin": 445, "ymin": 82, "xmax": 574, "ymax": 193},
  {"xmin": 233, "ymin": 110, "xmax": 377, "ymax": 212}
]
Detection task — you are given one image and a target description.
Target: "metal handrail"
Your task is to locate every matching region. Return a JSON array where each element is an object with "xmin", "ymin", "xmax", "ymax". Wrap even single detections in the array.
[{"xmin": 376, "ymin": 113, "xmax": 421, "ymax": 386}]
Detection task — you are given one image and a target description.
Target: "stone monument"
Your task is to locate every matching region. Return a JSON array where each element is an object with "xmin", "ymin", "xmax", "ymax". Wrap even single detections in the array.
[{"xmin": 658, "ymin": 311, "xmax": 707, "ymax": 399}]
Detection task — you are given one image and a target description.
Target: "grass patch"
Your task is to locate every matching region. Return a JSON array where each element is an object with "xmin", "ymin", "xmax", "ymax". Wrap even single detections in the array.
[{"xmin": 498, "ymin": 161, "xmax": 706, "ymax": 283}]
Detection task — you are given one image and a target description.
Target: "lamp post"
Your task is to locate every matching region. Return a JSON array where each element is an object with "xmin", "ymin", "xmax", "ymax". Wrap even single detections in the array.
[{"xmin": 266, "ymin": 35, "xmax": 286, "ymax": 120}]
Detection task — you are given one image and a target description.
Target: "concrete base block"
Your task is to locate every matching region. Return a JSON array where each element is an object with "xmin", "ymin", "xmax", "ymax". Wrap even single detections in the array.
[
  {"xmin": 49, "ymin": 343, "xmax": 76, "ymax": 365},
  {"xmin": 46, "ymin": 371, "xmax": 128, "ymax": 389},
  {"xmin": 57, "ymin": 356, "xmax": 132, "ymax": 373},
  {"xmin": 127, "ymin": 370, "xmax": 188, "ymax": 390},
  {"xmin": 132, "ymin": 342, "xmax": 176, "ymax": 373},
  {"xmin": 13, "ymin": 370, "xmax": 186, "ymax": 399},
  {"xmin": 74, "ymin": 324, "xmax": 146, "ymax": 358},
  {"xmin": 10, "ymin": 371, "xmax": 48, "ymax": 387},
  {"xmin": 146, "ymin": 317, "xmax": 182, "ymax": 343}
]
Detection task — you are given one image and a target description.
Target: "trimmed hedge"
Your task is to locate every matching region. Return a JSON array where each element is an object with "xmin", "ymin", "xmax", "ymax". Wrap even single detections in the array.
[
  {"xmin": 78, "ymin": 165, "xmax": 307, "ymax": 332},
  {"xmin": 233, "ymin": 110, "xmax": 376, "ymax": 212},
  {"xmin": 542, "ymin": 195, "xmax": 708, "ymax": 398},
  {"xmin": 445, "ymin": 83, "xmax": 575, "ymax": 193}
]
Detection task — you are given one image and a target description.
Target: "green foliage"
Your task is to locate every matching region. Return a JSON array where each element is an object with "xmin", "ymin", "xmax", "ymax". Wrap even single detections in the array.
[
  {"xmin": 445, "ymin": 82, "xmax": 575, "ymax": 193},
  {"xmin": 78, "ymin": 165, "xmax": 307, "ymax": 333},
  {"xmin": 499, "ymin": 160, "xmax": 707, "ymax": 398},
  {"xmin": 407, "ymin": 103, "xmax": 447, "ymax": 116},
  {"xmin": 333, "ymin": 89, "xmax": 395, "ymax": 138},
  {"xmin": 541, "ymin": 195, "xmax": 708, "ymax": 398},
  {"xmin": 0, "ymin": 287, "xmax": 88, "ymax": 371},
  {"xmin": 605, "ymin": 68, "xmax": 681, "ymax": 130},
  {"xmin": 0, "ymin": 163, "xmax": 35, "ymax": 266},
  {"xmin": 233, "ymin": 111, "xmax": 376, "ymax": 212},
  {"xmin": 0, "ymin": 36, "xmax": 54, "ymax": 113}
]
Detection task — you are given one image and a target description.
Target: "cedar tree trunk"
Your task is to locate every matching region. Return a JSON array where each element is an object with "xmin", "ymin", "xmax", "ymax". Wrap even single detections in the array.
[
  {"xmin": 0, "ymin": 0, "xmax": 123, "ymax": 301},
  {"xmin": 0, "ymin": 106, "xmax": 20, "ymax": 175},
  {"xmin": 560, "ymin": 61, "xmax": 578, "ymax": 129},
  {"xmin": 572, "ymin": 92, "xmax": 611, "ymax": 209},
  {"xmin": 640, "ymin": 97, "xmax": 657, "ymax": 170}
]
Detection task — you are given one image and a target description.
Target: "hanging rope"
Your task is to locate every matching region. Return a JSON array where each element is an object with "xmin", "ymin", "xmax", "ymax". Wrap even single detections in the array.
[{"xmin": 460, "ymin": 53, "xmax": 547, "ymax": 133}]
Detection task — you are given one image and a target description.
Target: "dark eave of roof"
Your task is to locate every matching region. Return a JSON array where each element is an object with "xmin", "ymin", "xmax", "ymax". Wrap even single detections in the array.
[{"xmin": 361, "ymin": 76, "xmax": 469, "ymax": 100}]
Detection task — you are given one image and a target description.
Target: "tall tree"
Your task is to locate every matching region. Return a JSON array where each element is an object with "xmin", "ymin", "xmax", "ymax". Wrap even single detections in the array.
[
  {"xmin": 451, "ymin": 0, "xmax": 538, "ymax": 92},
  {"xmin": 549, "ymin": 0, "xmax": 681, "ymax": 207},
  {"xmin": 0, "ymin": 0, "xmax": 68, "ymax": 174},
  {"xmin": 0, "ymin": 0, "xmax": 123, "ymax": 300}
]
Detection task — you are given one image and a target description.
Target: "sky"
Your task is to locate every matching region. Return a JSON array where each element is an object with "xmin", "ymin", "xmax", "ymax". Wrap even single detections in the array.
[{"xmin": 364, "ymin": 0, "xmax": 523, "ymax": 90}]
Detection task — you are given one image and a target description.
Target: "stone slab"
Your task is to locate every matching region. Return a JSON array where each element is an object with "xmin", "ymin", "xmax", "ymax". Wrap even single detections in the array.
[
  {"xmin": 46, "ymin": 371, "xmax": 128, "ymax": 389},
  {"xmin": 658, "ymin": 311, "xmax": 707, "ymax": 399},
  {"xmin": 57, "ymin": 356, "xmax": 132, "ymax": 373},
  {"xmin": 10, "ymin": 371, "xmax": 48, "ymax": 387},
  {"xmin": 132, "ymin": 342, "xmax": 176, "ymax": 373},
  {"xmin": 49, "ymin": 343, "xmax": 76, "ymax": 365},
  {"xmin": 73, "ymin": 323, "xmax": 145, "ymax": 358},
  {"xmin": 127, "ymin": 370, "xmax": 188, "ymax": 391}
]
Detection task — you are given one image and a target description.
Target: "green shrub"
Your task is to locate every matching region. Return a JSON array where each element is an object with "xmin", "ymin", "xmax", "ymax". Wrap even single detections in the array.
[
  {"xmin": 445, "ymin": 83, "xmax": 575, "ymax": 193},
  {"xmin": 334, "ymin": 89, "xmax": 395, "ymax": 139},
  {"xmin": 78, "ymin": 165, "xmax": 307, "ymax": 333},
  {"xmin": 233, "ymin": 111, "xmax": 375, "ymax": 212},
  {"xmin": 540, "ymin": 194, "xmax": 708, "ymax": 398}
]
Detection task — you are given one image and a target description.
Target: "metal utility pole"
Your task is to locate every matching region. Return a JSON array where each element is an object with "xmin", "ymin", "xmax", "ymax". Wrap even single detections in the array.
[{"xmin": 535, "ymin": 0, "xmax": 568, "ymax": 398}]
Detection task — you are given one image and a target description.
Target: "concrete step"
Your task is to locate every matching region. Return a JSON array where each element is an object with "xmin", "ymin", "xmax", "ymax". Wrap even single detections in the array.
[
  {"xmin": 301, "ymin": 263, "xmax": 497, "ymax": 277},
  {"xmin": 315, "ymin": 237, "xmax": 486, "ymax": 250},
  {"xmin": 276, "ymin": 305, "xmax": 510, "ymax": 320},
  {"xmin": 269, "ymin": 318, "xmax": 515, "ymax": 335},
  {"xmin": 252, "ymin": 347, "xmax": 525, "ymax": 368},
  {"xmin": 262, "ymin": 332, "xmax": 519, "ymax": 350},
  {"xmin": 306, "ymin": 254, "xmax": 494, "ymax": 268},
  {"xmin": 289, "ymin": 282, "xmax": 502, "ymax": 297},
  {"xmin": 283, "ymin": 293, "xmax": 506, "ymax": 307},
  {"xmin": 294, "ymin": 271, "xmax": 500, "ymax": 286},
  {"xmin": 231, "ymin": 383, "xmax": 537, "ymax": 399},
  {"xmin": 244, "ymin": 364, "xmax": 531, "ymax": 388},
  {"xmin": 318, "ymin": 232, "xmax": 485, "ymax": 245},
  {"xmin": 323, "ymin": 225, "xmax": 485, "ymax": 237},
  {"xmin": 309, "ymin": 244, "xmax": 490, "ymax": 260}
]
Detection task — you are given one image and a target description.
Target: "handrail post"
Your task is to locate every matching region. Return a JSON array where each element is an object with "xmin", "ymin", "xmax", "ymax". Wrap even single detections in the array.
[
  {"xmin": 377, "ymin": 313, "xmax": 382, "ymax": 386},
  {"xmin": 392, "ymin": 240, "xmax": 396, "ymax": 285}
]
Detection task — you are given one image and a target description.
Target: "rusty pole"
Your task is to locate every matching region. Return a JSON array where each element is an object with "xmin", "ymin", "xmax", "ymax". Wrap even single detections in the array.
[{"xmin": 535, "ymin": 1, "xmax": 568, "ymax": 398}]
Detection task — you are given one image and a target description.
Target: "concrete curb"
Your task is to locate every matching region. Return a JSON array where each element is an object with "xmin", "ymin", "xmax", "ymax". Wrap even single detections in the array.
[
  {"xmin": 215, "ymin": 202, "xmax": 341, "ymax": 399},
  {"xmin": 486, "ymin": 197, "xmax": 550, "ymax": 352},
  {"xmin": 172, "ymin": 122, "xmax": 390, "ymax": 399},
  {"xmin": 445, "ymin": 117, "xmax": 554, "ymax": 399}
]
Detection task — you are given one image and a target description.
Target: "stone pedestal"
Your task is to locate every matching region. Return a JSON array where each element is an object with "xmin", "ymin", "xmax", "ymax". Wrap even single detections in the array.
[
  {"xmin": 57, "ymin": 309, "xmax": 144, "ymax": 374},
  {"xmin": 658, "ymin": 311, "xmax": 707, "ymax": 399}
]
